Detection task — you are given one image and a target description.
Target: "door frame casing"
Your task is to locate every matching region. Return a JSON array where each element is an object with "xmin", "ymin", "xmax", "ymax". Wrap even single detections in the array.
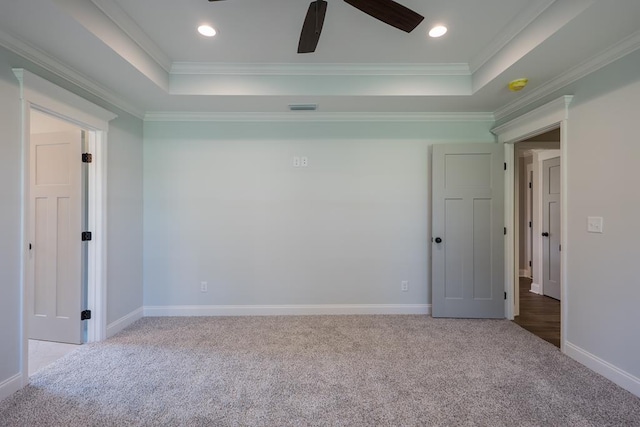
[
  {"xmin": 492, "ymin": 95, "xmax": 572, "ymax": 352},
  {"xmin": 13, "ymin": 69, "xmax": 116, "ymax": 386},
  {"xmin": 524, "ymin": 159, "xmax": 533, "ymax": 280}
]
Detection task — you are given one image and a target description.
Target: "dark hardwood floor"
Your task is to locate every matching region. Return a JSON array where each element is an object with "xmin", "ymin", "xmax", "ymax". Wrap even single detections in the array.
[{"xmin": 513, "ymin": 277, "xmax": 561, "ymax": 348}]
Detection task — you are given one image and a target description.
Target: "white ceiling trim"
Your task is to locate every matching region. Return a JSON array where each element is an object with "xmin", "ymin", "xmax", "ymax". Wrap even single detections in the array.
[
  {"xmin": 469, "ymin": 0, "xmax": 556, "ymax": 74},
  {"xmin": 53, "ymin": 0, "xmax": 169, "ymax": 91},
  {"xmin": 14, "ymin": 68, "xmax": 118, "ymax": 128},
  {"xmin": 494, "ymin": 29, "xmax": 640, "ymax": 121},
  {"xmin": 170, "ymin": 62, "xmax": 471, "ymax": 76},
  {"xmin": 0, "ymin": 29, "xmax": 144, "ymax": 119},
  {"xmin": 492, "ymin": 95, "xmax": 572, "ymax": 144},
  {"xmin": 472, "ymin": 0, "xmax": 596, "ymax": 93},
  {"xmin": 90, "ymin": 0, "xmax": 172, "ymax": 72},
  {"xmin": 169, "ymin": 73, "xmax": 471, "ymax": 96},
  {"xmin": 144, "ymin": 111, "xmax": 495, "ymax": 123}
]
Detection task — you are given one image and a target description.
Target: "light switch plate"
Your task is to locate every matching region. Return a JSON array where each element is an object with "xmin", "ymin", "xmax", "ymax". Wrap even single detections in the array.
[{"xmin": 587, "ymin": 216, "xmax": 603, "ymax": 233}]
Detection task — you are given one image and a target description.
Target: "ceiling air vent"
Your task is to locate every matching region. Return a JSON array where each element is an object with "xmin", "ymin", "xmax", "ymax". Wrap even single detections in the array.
[{"xmin": 288, "ymin": 104, "xmax": 318, "ymax": 111}]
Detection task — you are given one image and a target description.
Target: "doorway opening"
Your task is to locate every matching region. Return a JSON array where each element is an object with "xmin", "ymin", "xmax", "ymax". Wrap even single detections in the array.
[
  {"xmin": 511, "ymin": 129, "xmax": 561, "ymax": 347},
  {"xmin": 15, "ymin": 68, "xmax": 116, "ymax": 387},
  {"xmin": 27, "ymin": 110, "xmax": 87, "ymax": 375},
  {"xmin": 493, "ymin": 95, "xmax": 572, "ymax": 352}
]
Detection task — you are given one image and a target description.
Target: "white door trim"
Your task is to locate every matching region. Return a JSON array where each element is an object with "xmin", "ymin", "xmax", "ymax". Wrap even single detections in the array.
[
  {"xmin": 13, "ymin": 69, "xmax": 116, "ymax": 387},
  {"xmin": 492, "ymin": 95, "xmax": 572, "ymax": 352},
  {"xmin": 524, "ymin": 159, "xmax": 533, "ymax": 280}
]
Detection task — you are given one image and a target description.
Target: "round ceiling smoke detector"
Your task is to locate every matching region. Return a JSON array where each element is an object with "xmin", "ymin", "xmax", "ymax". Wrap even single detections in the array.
[{"xmin": 508, "ymin": 78, "xmax": 529, "ymax": 92}]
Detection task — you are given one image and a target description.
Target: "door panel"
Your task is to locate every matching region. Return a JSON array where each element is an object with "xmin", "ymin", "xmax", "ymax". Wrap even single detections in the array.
[
  {"xmin": 432, "ymin": 144, "xmax": 504, "ymax": 318},
  {"xmin": 543, "ymin": 157, "xmax": 561, "ymax": 300},
  {"xmin": 473, "ymin": 198, "xmax": 492, "ymax": 300},
  {"xmin": 29, "ymin": 129, "xmax": 83, "ymax": 344},
  {"xmin": 444, "ymin": 198, "xmax": 465, "ymax": 299}
]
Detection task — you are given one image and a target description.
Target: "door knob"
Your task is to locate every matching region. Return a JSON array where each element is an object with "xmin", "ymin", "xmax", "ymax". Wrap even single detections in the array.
[
  {"xmin": 434, "ymin": 237, "xmax": 442, "ymax": 243},
  {"xmin": 542, "ymin": 232, "xmax": 549, "ymax": 237}
]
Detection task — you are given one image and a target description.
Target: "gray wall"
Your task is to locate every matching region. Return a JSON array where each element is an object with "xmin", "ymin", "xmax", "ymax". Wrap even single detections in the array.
[
  {"xmin": 497, "ymin": 48, "xmax": 640, "ymax": 383},
  {"xmin": 0, "ymin": 49, "xmax": 23, "ymax": 392},
  {"xmin": 143, "ymin": 121, "xmax": 494, "ymax": 308},
  {"xmin": 566, "ymin": 68, "xmax": 640, "ymax": 378},
  {"xmin": 107, "ymin": 115, "xmax": 144, "ymax": 325}
]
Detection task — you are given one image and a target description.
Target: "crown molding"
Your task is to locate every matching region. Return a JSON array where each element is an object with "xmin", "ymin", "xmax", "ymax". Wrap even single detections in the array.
[
  {"xmin": 0, "ymin": 29, "xmax": 144, "ymax": 119},
  {"xmin": 492, "ymin": 96, "xmax": 572, "ymax": 143},
  {"xmin": 144, "ymin": 111, "xmax": 495, "ymax": 123},
  {"xmin": 494, "ymin": 29, "xmax": 640, "ymax": 121},
  {"xmin": 13, "ymin": 68, "xmax": 118, "ymax": 126},
  {"xmin": 90, "ymin": 0, "xmax": 172, "ymax": 73},
  {"xmin": 469, "ymin": 0, "xmax": 556, "ymax": 74},
  {"xmin": 170, "ymin": 62, "xmax": 471, "ymax": 76}
]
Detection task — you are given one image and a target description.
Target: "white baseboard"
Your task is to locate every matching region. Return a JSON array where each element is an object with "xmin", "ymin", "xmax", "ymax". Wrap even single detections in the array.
[
  {"xmin": 143, "ymin": 304, "xmax": 431, "ymax": 317},
  {"xmin": 530, "ymin": 282, "xmax": 542, "ymax": 294},
  {"xmin": 565, "ymin": 341, "xmax": 640, "ymax": 398},
  {"xmin": 0, "ymin": 373, "xmax": 22, "ymax": 402},
  {"xmin": 106, "ymin": 307, "xmax": 143, "ymax": 338}
]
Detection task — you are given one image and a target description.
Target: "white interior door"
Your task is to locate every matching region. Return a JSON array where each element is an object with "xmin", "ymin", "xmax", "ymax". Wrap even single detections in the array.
[
  {"xmin": 432, "ymin": 143, "xmax": 505, "ymax": 318},
  {"xmin": 542, "ymin": 157, "xmax": 561, "ymax": 300},
  {"xmin": 28, "ymin": 129, "xmax": 83, "ymax": 344}
]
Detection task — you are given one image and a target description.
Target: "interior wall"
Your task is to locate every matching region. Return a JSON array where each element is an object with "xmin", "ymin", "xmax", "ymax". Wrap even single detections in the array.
[
  {"xmin": 566, "ymin": 69, "xmax": 640, "ymax": 380},
  {"xmin": 107, "ymin": 114, "xmax": 144, "ymax": 325},
  {"xmin": 0, "ymin": 48, "xmax": 22, "ymax": 398},
  {"xmin": 143, "ymin": 121, "xmax": 494, "ymax": 310}
]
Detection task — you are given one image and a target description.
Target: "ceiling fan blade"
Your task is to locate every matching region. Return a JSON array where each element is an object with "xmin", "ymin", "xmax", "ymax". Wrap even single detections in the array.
[
  {"xmin": 298, "ymin": 0, "xmax": 328, "ymax": 54},
  {"xmin": 343, "ymin": 0, "xmax": 424, "ymax": 33}
]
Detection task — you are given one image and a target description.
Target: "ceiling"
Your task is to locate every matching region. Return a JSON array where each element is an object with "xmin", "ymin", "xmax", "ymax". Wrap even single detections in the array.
[{"xmin": 0, "ymin": 0, "xmax": 639, "ymax": 120}]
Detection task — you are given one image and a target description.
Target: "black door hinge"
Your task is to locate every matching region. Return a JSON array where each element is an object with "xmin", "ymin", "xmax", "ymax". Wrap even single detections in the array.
[
  {"xmin": 504, "ymin": 162, "xmax": 507, "ymax": 171},
  {"xmin": 81, "ymin": 310, "xmax": 91, "ymax": 320},
  {"xmin": 82, "ymin": 231, "xmax": 92, "ymax": 241},
  {"xmin": 82, "ymin": 153, "xmax": 93, "ymax": 163},
  {"xmin": 504, "ymin": 227, "xmax": 507, "ymax": 235},
  {"xmin": 529, "ymin": 221, "xmax": 532, "ymax": 228},
  {"xmin": 529, "ymin": 182, "xmax": 532, "ymax": 189},
  {"xmin": 504, "ymin": 292, "xmax": 507, "ymax": 300},
  {"xmin": 529, "ymin": 260, "xmax": 532, "ymax": 267}
]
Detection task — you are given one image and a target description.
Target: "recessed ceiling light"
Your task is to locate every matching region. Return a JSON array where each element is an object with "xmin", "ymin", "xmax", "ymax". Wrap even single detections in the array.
[
  {"xmin": 428, "ymin": 25, "xmax": 448, "ymax": 38},
  {"xmin": 198, "ymin": 25, "xmax": 217, "ymax": 37}
]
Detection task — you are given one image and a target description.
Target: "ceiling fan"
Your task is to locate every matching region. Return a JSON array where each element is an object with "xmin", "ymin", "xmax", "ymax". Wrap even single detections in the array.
[{"xmin": 207, "ymin": 0, "xmax": 424, "ymax": 54}]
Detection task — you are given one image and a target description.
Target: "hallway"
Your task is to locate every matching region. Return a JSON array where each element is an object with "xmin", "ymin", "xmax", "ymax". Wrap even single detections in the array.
[{"xmin": 513, "ymin": 277, "xmax": 561, "ymax": 347}]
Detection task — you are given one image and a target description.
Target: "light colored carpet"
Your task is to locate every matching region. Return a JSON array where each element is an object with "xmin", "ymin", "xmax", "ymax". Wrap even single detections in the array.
[
  {"xmin": 28, "ymin": 339, "xmax": 80, "ymax": 377},
  {"xmin": 1, "ymin": 316, "xmax": 639, "ymax": 426}
]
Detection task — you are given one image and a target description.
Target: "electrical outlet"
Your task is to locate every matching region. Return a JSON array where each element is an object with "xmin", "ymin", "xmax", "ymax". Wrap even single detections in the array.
[
  {"xmin": 200, "ymin": 281, "xmax": 208, "ymax": 292},
  {"xmin": 301, "ymin": 156, "xmax": 308, "ymax": 167},
  {"xmin": 293, "ymin": 156, "xmax": 301, "ymax": 167},
  {"xmin": 401, "ymin": 281, "xmax": 409, "ymax": 292}
]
